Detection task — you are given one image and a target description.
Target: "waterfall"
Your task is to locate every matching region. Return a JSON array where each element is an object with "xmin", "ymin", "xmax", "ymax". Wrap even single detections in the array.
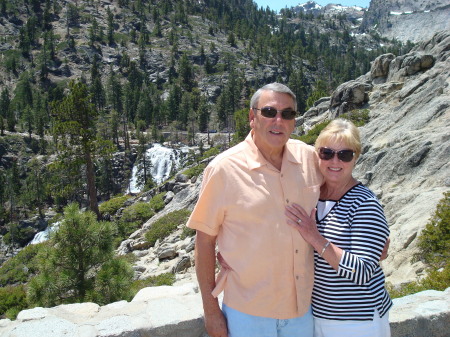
[
  {"xmin": 28, "ymin": 222, "xmax": 61, "ymax": 245},
  {"xmin": 128, "ymin": 143, "xmax": 190, "ymax": 194}
]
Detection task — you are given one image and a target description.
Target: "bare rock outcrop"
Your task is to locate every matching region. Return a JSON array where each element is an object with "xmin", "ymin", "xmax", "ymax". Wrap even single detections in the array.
[{"xmin": 360, "ymin": 0, "xmax": 450, "ymax": 43}]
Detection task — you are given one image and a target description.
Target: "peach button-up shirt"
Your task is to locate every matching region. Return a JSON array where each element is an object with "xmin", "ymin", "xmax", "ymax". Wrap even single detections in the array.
[{"xmin": 187, "ymin": 132, "xmax": 323, "ymax": 319}]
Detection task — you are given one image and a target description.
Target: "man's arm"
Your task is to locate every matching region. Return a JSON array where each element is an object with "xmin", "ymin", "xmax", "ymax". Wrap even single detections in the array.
[{"xmin": 195, "ymin": 230, "xmax": 228, "ymax": 337}]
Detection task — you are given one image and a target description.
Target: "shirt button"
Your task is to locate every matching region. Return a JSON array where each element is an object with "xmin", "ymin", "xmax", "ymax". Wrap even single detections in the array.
[
  {"xmin": 281, "ymin": 173, "xmax": 284, "ymax": 177},
  {"xmin": 295, "ymin": 249, "xmax": 298, "ymax": 253},
  {"xmin": 352, "ymin": 269, "xmax": 356, "ymax": 273},
  {"xmin": 296, "ymin": 275, "xmax": 299, "ymax": 280},
  {"xmin": 286, "ymin": 199, "xmax": 289, "ymax": 204}
]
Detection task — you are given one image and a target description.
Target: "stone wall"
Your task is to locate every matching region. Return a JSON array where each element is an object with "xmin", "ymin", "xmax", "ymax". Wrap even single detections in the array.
[{"xmin": 1, "ymin": 284, "xmax": 448, "ymax": 337}]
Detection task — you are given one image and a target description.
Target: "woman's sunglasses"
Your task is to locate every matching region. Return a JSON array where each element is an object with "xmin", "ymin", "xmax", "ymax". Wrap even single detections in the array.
[
  {"xmin": 253, "ymin": 107, "xmax": 297, "ymax": 120},
  {"xmin": 319, "ymin": 147, "xmax": 355, "ymax": 162}
]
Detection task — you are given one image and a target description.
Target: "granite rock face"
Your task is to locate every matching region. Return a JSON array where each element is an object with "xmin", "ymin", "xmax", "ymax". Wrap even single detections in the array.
[{"xmin": 360, "ymin": 0, "xmax": 450, "ymax": 43}]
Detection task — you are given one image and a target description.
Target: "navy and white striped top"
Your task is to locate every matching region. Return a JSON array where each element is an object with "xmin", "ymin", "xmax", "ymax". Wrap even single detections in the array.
[{"xmin": 312, "ymin": 183, "xmax": 393, "ymax": 320}]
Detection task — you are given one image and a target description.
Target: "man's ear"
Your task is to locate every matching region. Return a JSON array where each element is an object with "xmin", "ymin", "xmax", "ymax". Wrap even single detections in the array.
[{"xmin": 249, "ymin": 108, "xmax": 255, "ymax": 128}]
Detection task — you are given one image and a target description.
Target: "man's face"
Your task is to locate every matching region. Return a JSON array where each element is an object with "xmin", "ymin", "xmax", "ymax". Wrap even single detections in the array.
[{"xmin": 249, "ymin": 90, "xmax": 296, "ymax": 154}]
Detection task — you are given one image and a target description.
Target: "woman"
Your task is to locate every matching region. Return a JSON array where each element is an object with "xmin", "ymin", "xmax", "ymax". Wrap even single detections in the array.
[{"xmin": 286, "ymin": 119, "xmax": 392, "ymax": 337}]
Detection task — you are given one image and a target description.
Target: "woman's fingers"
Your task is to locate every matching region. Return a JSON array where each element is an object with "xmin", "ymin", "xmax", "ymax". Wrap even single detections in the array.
[{"xmin": 290, "ymin": 203, "xmax": 307, "ymax": 216}]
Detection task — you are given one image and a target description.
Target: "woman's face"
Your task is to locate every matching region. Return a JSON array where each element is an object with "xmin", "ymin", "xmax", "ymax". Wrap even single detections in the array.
[{"xmin": 318, "ymin": 140, "xmax": 356, "ymax": 185}]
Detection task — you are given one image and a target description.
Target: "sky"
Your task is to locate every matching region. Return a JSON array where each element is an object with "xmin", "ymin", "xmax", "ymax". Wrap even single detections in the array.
[{"xmin": 253, "ymin": 0, "xmax": 371, "ymax": 12}]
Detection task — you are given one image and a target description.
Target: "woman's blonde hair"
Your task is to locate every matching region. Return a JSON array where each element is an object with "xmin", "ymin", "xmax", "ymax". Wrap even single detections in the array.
[{"xmin": 315, "ymin": 119, "xmax": 362, "ymax": 160}]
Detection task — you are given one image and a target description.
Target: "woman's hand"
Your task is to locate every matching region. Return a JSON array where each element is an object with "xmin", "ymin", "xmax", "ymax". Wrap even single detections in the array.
[{"xmin": 285, "ymin": 203, "xmax": 321, "ymax": 245}]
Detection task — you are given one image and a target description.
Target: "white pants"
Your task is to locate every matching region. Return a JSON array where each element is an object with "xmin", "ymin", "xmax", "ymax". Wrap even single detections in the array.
[{"xmin": 314, "ymin": 310, "xmax": 390, "ymax": 337}]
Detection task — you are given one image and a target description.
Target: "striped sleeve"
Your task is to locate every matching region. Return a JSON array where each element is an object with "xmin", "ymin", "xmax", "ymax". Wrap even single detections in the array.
[{"xmin": 337, "ymin": 198, "xmax": 390, "ymax": 285}]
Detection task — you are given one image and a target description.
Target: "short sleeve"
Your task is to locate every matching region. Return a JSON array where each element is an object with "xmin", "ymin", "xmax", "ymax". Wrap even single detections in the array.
[{"xmin": 186, "ymin": 163, "xmax": 226, "ymax": 236}]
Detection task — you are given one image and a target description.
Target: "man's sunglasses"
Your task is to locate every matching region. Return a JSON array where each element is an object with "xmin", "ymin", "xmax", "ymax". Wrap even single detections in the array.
[
  {"xmin": 319, "ymin": 147, "xmax": 355, "ymax": 162},
  {"xmin": 253, "ymin": 107, "xmax": 297, "ymax": 120}
]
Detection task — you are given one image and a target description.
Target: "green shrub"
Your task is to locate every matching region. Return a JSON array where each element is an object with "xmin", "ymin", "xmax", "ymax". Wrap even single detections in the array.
[
  {"xmin": 387, "ymin": 264, "xmax": 449, "ymax": 299},
  {"xmin": 200, "ymin": 146, "xmax": 220, "ymax": 161},
  {"xmin": 89, "ymin": 257, "xmax": 135, "ymax": 305},
  {"xmin": 181, "ymin": 226, "xmax": 196, "ymax": 239},
  {"xmin": 144, "ymin": 209, "xmax": 192, "ymax": 247},
  {"xmin": 99, "ymin": 195, "xmax": 131, "ymax": 215},
  {"xmin": 149, "ymin": 193, "xmax": 166, "ymax": 212},
  {"xmin": 131, "ymin": 273, "xmax": 176, "ymax": 296},
  {"xmin": 182, "ymin": 163, "xmax": 206, "ymax": 179},
  {"xmin": 0, "ymin": 285, "xmax": 28, "ymax": 319},
  {"xmin": 121, "ymin": 202, "xmax": 154, "ymax": 224},
  {"xmin": 0, "ymin": 243, "xmax": 43, "ymax": 287},
  {"xmin": 293, "ymin": 121, "xmax": 331, "ymax": 145},
  {"xmin": 294, "ymin": 109, "xmax": 370, "ymax": 146},
  {"xmin": 340, "ymin": 109, "xmax": 370, "ymax": 127},
  {"xmin": 117, "ymin": 202, "xmax": 155, "ymax": 240},
  {"xmin": 413, "ymin": 192, "xmax": 449, "ymax": 267},
  {"xmin": 388, "ymin": 192, "xmax": 450, "ymax": 299},
  {"xmin": 3, "ymin": 223, "xmax": 36, "ymax": 246}
]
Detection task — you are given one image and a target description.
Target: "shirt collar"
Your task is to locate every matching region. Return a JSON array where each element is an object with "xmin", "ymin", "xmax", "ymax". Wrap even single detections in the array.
[{"xmin": 244, "ymin": 132, "xmax": 302, "ymax": 170}]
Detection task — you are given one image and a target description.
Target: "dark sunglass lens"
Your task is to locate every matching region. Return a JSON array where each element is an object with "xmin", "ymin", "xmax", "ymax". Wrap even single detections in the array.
[
  {"xmin": 319, "ymin": 148, "xmax": 334, "ymax": 160},
  {"xmin": 260, "ymin": 107, "xmax": 278, "ymax": 118},
  {"xmin": 281, "ymin": 110, "xmax": 296, "ymax": 120},
  {"xmin": 338, "ymin": 150, "xmax": 354, "ymax": 162}
]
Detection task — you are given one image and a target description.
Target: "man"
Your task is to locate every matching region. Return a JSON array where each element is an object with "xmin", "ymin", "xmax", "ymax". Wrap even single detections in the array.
[{"xmin": 186, "ymin": 83, "xmax": 323, "ymax": 337}]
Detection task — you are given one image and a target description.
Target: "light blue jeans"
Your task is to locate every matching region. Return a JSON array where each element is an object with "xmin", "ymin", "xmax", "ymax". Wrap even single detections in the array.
[{"xmin": 222, "ymin": 303, "xmax": 313, "ymax": 337}]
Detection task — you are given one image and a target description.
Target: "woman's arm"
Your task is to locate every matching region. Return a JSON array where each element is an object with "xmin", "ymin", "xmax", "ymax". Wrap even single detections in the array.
[
  {"xmin": 286, "ymin": 198, "xmax": 389, "ymax": 285},
  {"xmin": 286, "ymin": 205, "xmax": 342, "ymax": 270}
]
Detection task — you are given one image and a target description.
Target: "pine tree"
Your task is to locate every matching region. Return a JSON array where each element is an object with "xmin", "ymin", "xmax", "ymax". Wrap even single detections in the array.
[
  {"xmin": 27, "ymin": 203, "xmax": 134, "ymax": 307},
  {"xmin": 197, "ymin": 96, "xmax": 209, "ymax": 133},
  {"xmin": 233, "ymin": 108, "xmax": 250, "ymax": 144},
  {"xmin": 23, "ymin": 106, "xmax": 34, "ymax": 139},
  {"xmin": 90, "ymin": 55, "xmax": 105, "ymax": 109},
  {"xmin": 106, "ymin": 7, "xmax": 114, "ymax": 45},
  {"xmin": 135, "ymin": 130, "xmax": 154, "ymax": 191},
  {"xmin": 6, "ymin": 160, "xmax": 21, "ymax": 224},
  {"xmin": 51, "ymin": 81, "xmax": 101, "ymax": 218},
  {"xmin": 0, "ymin": 168, "xmax": 6, "ymax": 221},
  {"xmin": 180, "ymin": 91, "xmax": 192, "ymax": 132},
  {"xmin": 107, "ymin": 69, "xmax": 123, "ymax": 114},
  {"xmin": 34, "ymin": 92, "xmax": 48, "ymax": 153},
  {"xmin": 22, "ymin": 157, "xmax": 48, "ymax": 218},
  {"xmin": 178, "ymin": 52, "xmax": 195, "ymax": 91},
  {"xmin": 0, "ymin": 88, "xmax": 10, "ymax": 134}
]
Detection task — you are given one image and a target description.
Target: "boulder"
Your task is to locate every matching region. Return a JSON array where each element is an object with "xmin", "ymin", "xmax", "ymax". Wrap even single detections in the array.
[
  {"xmin": 370, "ymin": 53, "xmax": 395, "ymax": 83},
  {"xmin": 390, "ymin": 288, "xmax": 450, "ymax": 337},
  {"xmin": 329, "ymin": 80, "xmax": 371, "ymax": 116}
]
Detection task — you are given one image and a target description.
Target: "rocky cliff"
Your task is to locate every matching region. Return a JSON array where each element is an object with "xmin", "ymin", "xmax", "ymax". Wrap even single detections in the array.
[{"xmin": 360, "ymin": 0, "xmax": 450, "ymax": 43}]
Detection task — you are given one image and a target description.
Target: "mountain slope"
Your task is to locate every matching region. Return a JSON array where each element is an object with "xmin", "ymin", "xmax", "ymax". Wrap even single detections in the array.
[{"xmin": 360, "ymin": 0, "xmax": 450, "ymax": 43}]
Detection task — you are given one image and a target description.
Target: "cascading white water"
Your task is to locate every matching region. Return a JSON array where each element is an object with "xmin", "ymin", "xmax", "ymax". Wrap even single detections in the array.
[
  {"xmin": 28, "ymin": 222, "xmax": 60, "ymax": 245},
  {"xmin": 128, "ymin": 143, "xmax": 190, "ymax": 194}
]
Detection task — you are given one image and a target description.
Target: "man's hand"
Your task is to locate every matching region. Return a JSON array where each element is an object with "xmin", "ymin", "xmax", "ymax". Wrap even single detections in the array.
[
  {"xmin": 380, "ymin": 238, "xmax": 390, "ymax": 261},
  {"xmin": 204, "ymin": 307, "xmax": 228, "ymax": 337}
]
